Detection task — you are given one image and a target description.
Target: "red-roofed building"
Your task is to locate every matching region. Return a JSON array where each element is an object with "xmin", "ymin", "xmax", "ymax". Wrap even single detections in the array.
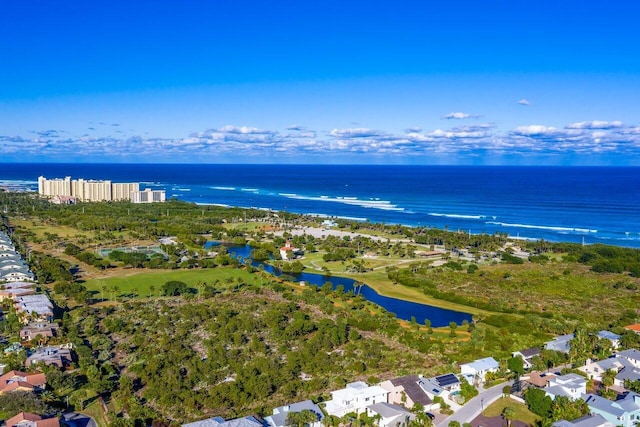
[
  {"xmin": 0, "ymin": 370, "xmax": 47, "ymax": 394},
  {"xmin": 6, "ymin": 412, "xmax": 60, "ymax": 427},
  {"xmin": 279, "ymin": 241, "xmax": 303, "ymax": 260},
  {"xmin": 624, "ymin": 324, "xmax": 640, "ymax": 334}
]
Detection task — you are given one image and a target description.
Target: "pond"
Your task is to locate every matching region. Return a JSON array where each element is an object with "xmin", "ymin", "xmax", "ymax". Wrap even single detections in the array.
[{"xmin": 206, "ymin": 242, "xmax": 472, "ymax": 327}]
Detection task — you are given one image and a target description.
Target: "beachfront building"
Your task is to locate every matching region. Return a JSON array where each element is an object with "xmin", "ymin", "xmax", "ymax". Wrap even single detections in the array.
[
  {"xmin": 131, "ymin": 188, "xmax": 166, "ymax": 203},
  {"xmin": 38, "ymin": 176, "xmax": 142, "ymax": 202}
]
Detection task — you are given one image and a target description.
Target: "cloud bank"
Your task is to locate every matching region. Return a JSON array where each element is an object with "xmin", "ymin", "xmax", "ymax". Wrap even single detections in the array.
[{"xmin": 2, "ymin": 119, "xmax": 639, "ymax": 163}]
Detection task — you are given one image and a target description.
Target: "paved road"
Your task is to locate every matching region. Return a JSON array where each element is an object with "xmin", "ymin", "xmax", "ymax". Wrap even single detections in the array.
[{"xmin": 437, "ymin": 381, "xmax": 512, "ymax": 427}]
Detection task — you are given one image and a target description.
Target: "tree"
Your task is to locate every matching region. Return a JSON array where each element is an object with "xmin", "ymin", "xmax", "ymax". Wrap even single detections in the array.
[
  {"xmin": 524, "ymin": 388, "xmax": 552, "ymax": 418},
  {"xmin": 449, "ymin": 322, "xmax": 458, "ymax": 337},
  {"xmin": 507, "ymin": 356, "xmax": 525, "ymax": 379},
  {"xmin": 502, "ymin": 406, "xmax": 516, "ymax": 427}
]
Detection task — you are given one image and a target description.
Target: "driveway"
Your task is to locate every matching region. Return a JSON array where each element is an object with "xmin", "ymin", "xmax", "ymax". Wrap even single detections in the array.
[
  {"xmin": 437, "ymin": 381, "xmax": 512, "ymax": 427},
  {"xmin": 62, "ymin": 413, "xmax": 98, "ymax": 427}
]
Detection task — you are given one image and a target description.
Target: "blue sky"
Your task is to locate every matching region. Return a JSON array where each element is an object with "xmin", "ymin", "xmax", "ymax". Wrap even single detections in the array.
[{"xmin": 1, "ymin": 1, "xmax": 639, "ymax": 164}]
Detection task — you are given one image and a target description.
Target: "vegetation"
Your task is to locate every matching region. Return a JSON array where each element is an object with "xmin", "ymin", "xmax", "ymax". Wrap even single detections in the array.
[{"xmin": 2, "ymin": 190, "xmax": 640, "ymax": 425}]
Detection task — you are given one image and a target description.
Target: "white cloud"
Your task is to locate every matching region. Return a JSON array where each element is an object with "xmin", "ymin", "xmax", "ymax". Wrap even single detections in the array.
[
  {"xmin": 566, "ymin": 120, "xmax": 624, "ymax": 130},
  {"xmin": 512, "ymin": 125, "xmax": 557, "ymax": 136},
  {"xmin": 517, "ymin": 99, "xmax": 530, "ymax": 106},
  {"xmin": 329, "ymin": 128, "xmax": 386, "ymax": 138},
  {"xmin": 442, "ymin": 112, "xmax": 477, "ymax": 119}
]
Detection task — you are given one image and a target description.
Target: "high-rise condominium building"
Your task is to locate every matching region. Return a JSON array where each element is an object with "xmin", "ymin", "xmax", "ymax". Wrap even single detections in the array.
[{"xmin": 38, "ymin": 176, "xmax": 142, "ymax": 202}]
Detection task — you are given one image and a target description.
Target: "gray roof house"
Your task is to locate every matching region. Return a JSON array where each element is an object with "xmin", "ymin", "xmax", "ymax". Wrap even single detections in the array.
[
  {"xmin": 366, "ymin": 402, "xmax": 415, "ymax": 427},
  {"xmin": 552, "ymin": 414, "xmax": 614, "ymax": 427},
  {"xmin": 545, "ymin": 334, "xmax": 574, "ymax": 353},
  {"xmin": 183, "ymin": 416, "xmax": 263, "ymax": 427},
  {"xmin": 380, "ymin": 375, "xmax": 433, "ymax": 410},
  {"xmin": 616, "ymin": 349, "xmax": 640, "ymax": 368},
  {"xmin": 584, "ymin": 392, "xmax": 640, "ymax": 427},
  {"xmin": 598, "ymin": 331, "xmax": 621, "ymax": 349},
  {"xmin": 512, "ymin": 347, "xmax": 541, "ymax": 370},
  {"xmin": 265, "ymin": 400, "xmax": 323, "ymax": 427}
]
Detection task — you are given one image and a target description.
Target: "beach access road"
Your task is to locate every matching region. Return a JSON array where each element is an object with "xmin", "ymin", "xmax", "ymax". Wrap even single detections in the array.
[{"xmin": 436, "ymin": 381, "xmax": 512, "ymax": 427}]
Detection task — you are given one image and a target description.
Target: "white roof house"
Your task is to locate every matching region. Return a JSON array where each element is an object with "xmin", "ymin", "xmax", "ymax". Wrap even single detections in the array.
[
  {"xmin": 545, "ymin": 373, "xmax": 587, "ymax": 400},
  {"xmin": 324, "ymin": 381, "xmax": 389, "ymax": 417},
  {"xmin": 460, "ymin": 357, "xmax": 500, "ymax": 381},
  {"xmin": 265, "ymin": 400, "xmax": 323, "ymax": 427}
]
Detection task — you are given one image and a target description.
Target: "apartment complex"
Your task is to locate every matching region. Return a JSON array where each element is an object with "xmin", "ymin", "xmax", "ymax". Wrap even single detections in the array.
[
  {"xmin": 130, "ymin": 188, "xmax": 166, "ymax": 203},
  {"xmin": 38, "ymin": 176, "xmax": 145, "ymax": 202}
]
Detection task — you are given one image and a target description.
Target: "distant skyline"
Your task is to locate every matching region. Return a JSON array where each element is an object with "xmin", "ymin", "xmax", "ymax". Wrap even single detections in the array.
[{"xmin": 1, "ymin": 1, "xmax": 639, "ymax": 165}]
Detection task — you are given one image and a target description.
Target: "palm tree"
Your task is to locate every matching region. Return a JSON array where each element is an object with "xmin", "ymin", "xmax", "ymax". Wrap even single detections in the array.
[{"xmin": 502, "ymin": 406, "xmax": 516, "ymax": 427}]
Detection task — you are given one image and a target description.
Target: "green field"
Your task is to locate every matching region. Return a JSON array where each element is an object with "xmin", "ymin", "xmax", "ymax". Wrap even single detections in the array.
[
  {"xmin": 84, "ymin": 268, "xmax": 262, "ymax": 298},
  {"xmin": 483, "ymin": 397, "xmax": 539, "ymax": 425}
]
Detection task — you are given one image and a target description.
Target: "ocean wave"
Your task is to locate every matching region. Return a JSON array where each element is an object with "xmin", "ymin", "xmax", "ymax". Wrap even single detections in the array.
[
  {"xmin": 241, "ymin": 188, "xmax": 259, "ymax": 193},
  {"xmin": 486, "ymin": 221, "xmax": 597, "ymax": 233},
  {"xmin": 428, "ymin": 212, "xmax": 491, "ymax": 220},
  {"xmin": 211, "ymin": 186, "xmax": 236, "ymax": 191},
  {"xmin": 279, "ymin": 193, "xmax": 404, "ymax": 212},
  {"xmin": 195, "ymin": 202, "xmax": 231, "ymax": 207}
]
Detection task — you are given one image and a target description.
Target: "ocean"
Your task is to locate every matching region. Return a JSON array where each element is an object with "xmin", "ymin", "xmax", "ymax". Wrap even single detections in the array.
[{"xmin": 1, "ymin": 163, "xmax": 640, "ymax": 248}]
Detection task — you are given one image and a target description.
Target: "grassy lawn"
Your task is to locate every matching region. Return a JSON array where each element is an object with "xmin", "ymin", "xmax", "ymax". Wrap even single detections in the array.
[
  {"xmin": 84, "ymin": 267, "xmax": 261, "ymax": 298},
  {"xmin": 483, "ymin": 397, "xmax": 539, "ymax": 425}
]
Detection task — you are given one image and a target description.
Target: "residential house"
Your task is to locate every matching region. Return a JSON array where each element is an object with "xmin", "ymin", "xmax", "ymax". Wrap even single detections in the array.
[
  {"xmin": 0, "ymin": 287, "xmax": 35, "ymax": 301},
  {"xmin": 544, "ymin": 374, "xmax": 587, "ymax": 400},
  {"xmin": 523, "ymin": 371, "xmax": 557, "ymax": 388},
  {"xmin": 512, "ymin": 347, "xmax": 541, "ymax": 370},
  {"xmin": 6, "ymin": 412, "xmax": 60, "ymax": 427},
  {"xmin": 460, "ymin": 357, "xmax": 500, "ymax": 383},
  {"xmin": 13, "ymin": 294, "xmax": 54, "ymax": 323},
  {"xmin": 417, "ymin": 373, "xmax": 460, "ymax": 402},
  {"xmin": 584, "ymin": 392, "xmax": 640, "ymax": 427},
  {"xmin": 552, "ymin": 414, "xmax": 614, "ymax": 427},
  {"xmin": 366, "ymin": 403, "xmax": 415, "ymax": 427},
  {"xmin": 182, "ymin": 416, "xmax": 263, "ymax": 427},
  {"xmin": 616, "ymin": 349, "xmax": 640, "ymax": 368},
  {"xmin": 545, "ymin": 334, "xmax": 574, "ymax": 354},
  {"xmin": 598, "ymin": 331, "xmax": 621, "ymax": 350},
  {"xmin": 265, "ymin": 400, "xmax": 323, "ymax": 427},
  {"xmin": 324, "ymin": 381, "xmax": 389, "ymax": 417},
  {"xmin": 578, "ymin": 357, "xmax": 626, "ymax": 382},
  {"xmin": 380, "ymin": 375, "xmax": 433, "ymax": 410},
  {"xmin": 20, "ymin": 322, "xmax": 59, "ymax": 342},
  {"xmin": 26, "ymin": 344, "xmax": 73, "ymax": 369},
  {"xmin": 0, "ymin": 370, "xmax": 47, "ymax": 394}
]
